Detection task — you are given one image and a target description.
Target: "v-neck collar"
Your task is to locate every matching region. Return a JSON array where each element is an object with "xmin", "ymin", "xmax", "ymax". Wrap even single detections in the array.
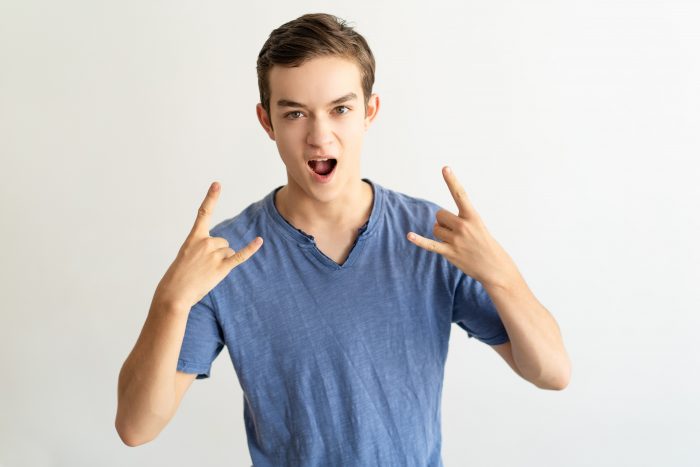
[{"xmin": 263, "ymin": 178, "xmax": 384, "ymax": 270}]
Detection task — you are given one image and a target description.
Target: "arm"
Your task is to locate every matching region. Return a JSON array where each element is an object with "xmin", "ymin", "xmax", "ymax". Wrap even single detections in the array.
[
  {"xmin": 407, "ymin": 166, "xmax": 571, "ymax": 390},
  {"xmin": 485, "ymin": 274, "xmax": 571, "ymax": 390},
  {"xmin": 490, "ymin": 341, "xmax": 525, "ymax": 379},
  {"xmin": 115, "ymin": 300, "xmax": 197, "ymax": 446},
  {"xmin": 115, "ymin": 181, "xmax": 263, "ymax": 446}
]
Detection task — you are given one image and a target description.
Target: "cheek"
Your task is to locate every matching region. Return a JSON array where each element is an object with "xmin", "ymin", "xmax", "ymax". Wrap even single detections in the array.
[
  {"xmin": 272, "ymin": 129, "xmax": 298, "ymax": 154},
  {"xmin": 347, "ymin": 133, "xmax": 366, "ymax": 156},
  {"xmin": 338, "ymin": 118, "xmax": 365, "ymax": 143}
]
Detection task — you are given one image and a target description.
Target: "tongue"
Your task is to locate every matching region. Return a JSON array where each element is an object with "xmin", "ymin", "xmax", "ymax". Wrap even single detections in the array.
[{"xmin": 311, "ymin": 160, "xmax": 334, "ymax": 175}]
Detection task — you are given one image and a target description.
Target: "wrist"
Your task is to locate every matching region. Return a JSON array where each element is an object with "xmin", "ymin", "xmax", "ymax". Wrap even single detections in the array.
[
  {"xmin": 150, "ymin": 294, "xmax": 191, "ymax": 318},
  {"xmin": 480, "ymin": 263, "xmax": 524, "ymax": 292}
]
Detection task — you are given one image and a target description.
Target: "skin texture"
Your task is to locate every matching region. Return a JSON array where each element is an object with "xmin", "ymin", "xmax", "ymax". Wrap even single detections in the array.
[
  {"xmin": 256, "ymin": 56, "xmax": 379, "ymax": 241},
  {"xmin": 257, "ymin": 55, "xmax": 571, "ymax": 390},
  {"xmin": 115, "ymin": 183, "xmax": 263, "ymax": 446},
  {"xmin": 407, "ymin": 167, "xmax": 572, "ymax": 390},
  {"xmin": 155, "ymin": 181, "xmax": 264, "ymax": 309},
  {"xmin": 117, "ymin": 51, "xmax": 570, "ymax": 449}
]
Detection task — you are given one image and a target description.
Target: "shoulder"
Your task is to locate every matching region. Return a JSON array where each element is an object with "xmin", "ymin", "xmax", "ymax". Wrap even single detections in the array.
[
  {"xmin": 208, "ymin": 190, "xmax": 270, "ymax": 243},
  {"xmin": 378, "ymin": 182, "xmax": 443, "ymax": 221}
]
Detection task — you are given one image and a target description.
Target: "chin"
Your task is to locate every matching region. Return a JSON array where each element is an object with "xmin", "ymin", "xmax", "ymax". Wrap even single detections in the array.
[
  {"xmin": 308, "ymin": 175, "xmax": 347, "ymax": 201},
  {"xmin": 306, "ymin": 185, "xmax": 341, "ymax": 203}
]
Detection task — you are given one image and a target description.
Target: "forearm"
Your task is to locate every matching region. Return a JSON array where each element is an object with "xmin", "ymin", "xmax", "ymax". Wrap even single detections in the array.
[
  {"xmin": 116, "ymin": 299, "xmax": 190, "ymax": 445},
  {"xmin": 484, "ymin": 271, "xmax": 571, "ymax": 389}
]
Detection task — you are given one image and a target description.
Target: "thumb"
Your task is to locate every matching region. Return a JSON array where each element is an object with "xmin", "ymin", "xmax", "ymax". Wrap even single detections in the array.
[{"xmin": 224, "ymin": 236, "xmax": 263, "ymax": 269}]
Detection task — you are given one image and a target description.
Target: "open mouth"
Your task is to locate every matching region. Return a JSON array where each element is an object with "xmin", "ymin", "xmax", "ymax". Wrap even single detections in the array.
[{"xmin": 307, "ymin": 158, "xmax": 337, "ymax": 176}]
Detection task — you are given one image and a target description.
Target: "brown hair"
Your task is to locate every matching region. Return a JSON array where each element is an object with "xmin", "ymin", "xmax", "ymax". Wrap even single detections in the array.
[{"xmin": 256, "ymin": 13, "xmax": 376, "ymax": 127}]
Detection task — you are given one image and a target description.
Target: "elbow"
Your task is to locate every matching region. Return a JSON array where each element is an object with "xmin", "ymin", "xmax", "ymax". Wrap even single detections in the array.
[
  {"xmin": 116, "ymin": 425, "xmax": 139, "ymax": 447},
  {"xmin": 115, "ymin": 421, "xmax": 142, "ymax": 447},
  {"xmin": 114, "ymin": 389, "xmax": 171, "ymax": 447},
  {"xmin": 536, "ymin": 375, "xmax": 569, "ymax": 391},
  {"xmin": 115, "ymin": 416, "xmax": 155, "ymax": 447},
  {"xmin": 118, "ymin": 434, "xmax": 143, "ymax": 448},
  {"xmin": 534, "ymin": 361, "xmax": 572, "ymax": 391}
]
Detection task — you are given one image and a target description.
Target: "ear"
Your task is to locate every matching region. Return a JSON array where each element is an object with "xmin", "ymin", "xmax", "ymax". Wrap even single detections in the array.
[
  {"xmin": 364, "ymin": 93, "xmax": 380, "ymax": 130},
  {"xmin": 256, "ymin": 103, "xmax": 276, "ymax": 141}
]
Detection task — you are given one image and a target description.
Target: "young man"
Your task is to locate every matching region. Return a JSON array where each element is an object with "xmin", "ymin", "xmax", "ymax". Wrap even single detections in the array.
[{"xmin": 116, "ymin": 13, "xmax": 571, "ymax": 466}]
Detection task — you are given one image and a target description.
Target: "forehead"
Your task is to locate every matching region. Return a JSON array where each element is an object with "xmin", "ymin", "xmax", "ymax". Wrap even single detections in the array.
[{"xmin": 269, "ymin": 56, "xmax": 362, "ymax": 108}]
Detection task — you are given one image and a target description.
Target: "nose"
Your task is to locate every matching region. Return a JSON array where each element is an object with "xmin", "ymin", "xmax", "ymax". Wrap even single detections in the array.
[{"xmin": 306, "ymin": 116, "xmax": 334, "ymax": 148}]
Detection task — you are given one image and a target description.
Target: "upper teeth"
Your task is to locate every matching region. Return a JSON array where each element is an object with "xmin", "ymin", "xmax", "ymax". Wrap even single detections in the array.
[{"xmin": 312, "ymin": 158, "xmax": 329, "ymax": 161}]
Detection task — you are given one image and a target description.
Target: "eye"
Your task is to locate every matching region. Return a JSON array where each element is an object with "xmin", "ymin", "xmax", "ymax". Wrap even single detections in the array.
[
  {"xmin": 284, "ymin": 106, "xmax": 350, "ymax": 120},
  {"xmin": 284, "ymin": 110, "xmax": 304, "ymax": 120}
]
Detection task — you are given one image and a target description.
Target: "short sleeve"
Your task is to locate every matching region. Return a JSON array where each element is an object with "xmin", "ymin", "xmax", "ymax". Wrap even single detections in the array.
[
  {"xmin": 176, "ymin": 292, "xmax": 225, "ymax": 379},
  {"xmin": 452, "ymin": 273, "xmax": 510, "ymax": 345}
]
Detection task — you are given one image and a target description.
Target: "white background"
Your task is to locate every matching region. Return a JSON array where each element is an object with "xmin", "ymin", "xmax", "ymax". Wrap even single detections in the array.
[{"xmin": 1, "ymin": 1, "xmax": 698, "ymax": 466}]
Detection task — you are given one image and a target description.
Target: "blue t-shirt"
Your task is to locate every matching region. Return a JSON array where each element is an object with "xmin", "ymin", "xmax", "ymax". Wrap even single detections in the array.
[{"xmin": 176, "ymin": 178, "xmax": 509, "ymax": 466}]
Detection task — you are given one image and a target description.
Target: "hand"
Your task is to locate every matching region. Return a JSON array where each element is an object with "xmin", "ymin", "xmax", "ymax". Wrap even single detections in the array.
[
  {"xmin": 406, "ymin": 166, "xmax": 519, "ymax": 288},
  {"xmin": 153, "ymin": 181, "xmax": 263, "ymax": 309}
]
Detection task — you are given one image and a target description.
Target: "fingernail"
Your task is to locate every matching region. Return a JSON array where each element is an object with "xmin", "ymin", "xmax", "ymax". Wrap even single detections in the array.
[
  {"xmin": 407, "ymin": 232, "xmax": 416, "ymax": 240},
  {"xmin": 445, "ymin": 166, "xmax": 452, "ymax": 174}
]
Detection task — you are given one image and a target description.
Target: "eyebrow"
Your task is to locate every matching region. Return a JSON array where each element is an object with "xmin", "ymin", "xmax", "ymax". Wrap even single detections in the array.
[{"xmin": 276, "ymin": 92, "xmax": 358, "ymax": 110}]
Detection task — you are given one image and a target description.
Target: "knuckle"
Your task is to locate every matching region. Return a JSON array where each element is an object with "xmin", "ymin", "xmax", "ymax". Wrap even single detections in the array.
[
  {"xmin": 227, "ymin": 247, "xmax": 242, "ymax": 261},
  {"xmin": 436, "ymin": 210, "xmax": 450, "ymax": 225},
  {"xmin": 232, "ymin": 251, "xmax": 247, "ymax": 265},
  {"xmin": 179, "ymin": 242, "xmax": 192, "ymax": 256}
]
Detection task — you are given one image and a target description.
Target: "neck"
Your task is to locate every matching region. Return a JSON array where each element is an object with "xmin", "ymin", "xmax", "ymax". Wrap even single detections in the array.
[{"xmin": 275, "ymin": 177, "xmax": 373, "ymax": 233}]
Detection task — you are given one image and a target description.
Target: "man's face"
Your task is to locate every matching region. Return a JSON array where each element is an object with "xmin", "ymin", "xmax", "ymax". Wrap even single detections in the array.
[{"xmin": 256, "ymin": 55, "xmax": 379, "ymax": 203}]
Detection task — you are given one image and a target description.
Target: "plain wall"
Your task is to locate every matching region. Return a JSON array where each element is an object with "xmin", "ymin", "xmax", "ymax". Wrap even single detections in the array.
[{"xmin": 1, "ymin": 1, "xmax": 698, "ymax": 466}]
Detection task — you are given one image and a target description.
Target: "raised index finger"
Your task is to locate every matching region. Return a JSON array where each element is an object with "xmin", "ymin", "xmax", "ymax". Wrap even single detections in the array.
[
  {"xmin": 190, "ymin": 181, "xmax": 220, "ymax": 238},
  {"xmin": 442, "ymin": 166, "xmax": 473, "ymax": 219}
]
